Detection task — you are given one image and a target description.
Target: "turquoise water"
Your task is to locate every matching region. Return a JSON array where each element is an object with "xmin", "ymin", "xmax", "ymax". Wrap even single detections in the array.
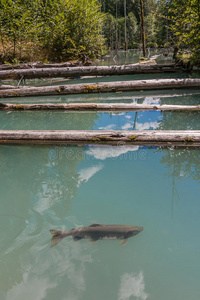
[
  {"xmin": 0, "ymin": 91, "xmax": 199, "ymax": 131},
  {"xmin": 1, "ymin": 72, "xmax": 200, "ymax": 105},
  {"xmin": 1, "ymin": 89, "xmax": 200, "ymax": 104},
  {"xmin": 0, "ymin": 144, "xmax": 199, "ymax": 300},
  {"xmin": 95, "ymin": 49, "xmax": 174, "ymax": 66},
  {"xmin": 0, "ymin": 110, "xmax": 199, "ymax": 131},
  {"xmin": 1, "ymin": 71, "xmax": 200, "ymax": 90},
  {"xmin": 0, "ymin": 55, "xmax": 200, "ymax": 299}
]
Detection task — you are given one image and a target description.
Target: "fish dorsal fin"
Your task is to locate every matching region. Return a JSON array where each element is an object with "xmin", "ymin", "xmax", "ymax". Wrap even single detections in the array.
[{"xmin": 89, "ymin": 223, "xmax": 102, "ymax": 227}]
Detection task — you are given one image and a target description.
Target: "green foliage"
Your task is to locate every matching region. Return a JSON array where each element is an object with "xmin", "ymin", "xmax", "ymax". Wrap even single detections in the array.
[
  {"xmin": 127, "ymin": 12, "xmax": 139, "ymax": 48},
  {"xmin": 102, "ymin": 0, "xmax": 162, "ymax": 51},
  {"xmin": 145, "ymin": 13, "xmax": 157, "ymax": 47},
  {"xmin": 0, "ymin": 0, "xmax": 105, "ymax": 62},
  {"xmin": 1, "ymin": 0, "xmax": 199, "ymax": 62},
  {"xmin": 168, "ymin": 0, "xmax": 200, "ymax": 63},
  {"xmin": 103, "ymin": 13, "xmax": 116, "ymax": 50},
  {"xmin": 154, "ymin": 0, "xmax": 170, "ymax": 47}
]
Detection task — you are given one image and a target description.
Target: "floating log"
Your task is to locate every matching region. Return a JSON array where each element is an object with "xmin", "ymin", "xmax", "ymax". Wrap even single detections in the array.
[
  {"xmin": 0, "ymin": 64, "xmax": 182, "ymax": 80},
  {"xmin": 0, "ymin": 84, "xmax": 19, "ymax": 90},
  {"xmin": 0, "ymin": 61, "xmax": 80, "ymax": 71},
  {"xmin": 0, "ymin": 79, "xmax": 200, "ymax": 98},
  {"xmin": 0, "ymin": 130, "xmax": 199, "ymax": 146},
  {"xmin": 0, "ymin": 103, "xmax": 200, "ymax": 112}
]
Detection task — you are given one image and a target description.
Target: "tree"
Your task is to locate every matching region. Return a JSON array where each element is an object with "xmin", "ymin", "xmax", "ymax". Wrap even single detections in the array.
[
  {"xmin": 127, "ymin": 12, "xmax": 138, "ymax": 48},
  {"xmin": 145, "ymin": 13, "xmax": 157, "ymax": 47},
  {"xmin": 140, "ymin": 0, "xmax": 146, "ymax": 56},
  {"xmin": 155, "ymin": 0, "xmax": 170, "ymax": 47},
  {"xmin": 0, "ymin": 0, "xmax": 105, "ymax": 62},
  {"xmin": 169, "ymin": 0, "xmax": 200, "ymax": 63},
  {"xmin": 103, "ymin": 13, "xmax": 116, "ymax": 50}
]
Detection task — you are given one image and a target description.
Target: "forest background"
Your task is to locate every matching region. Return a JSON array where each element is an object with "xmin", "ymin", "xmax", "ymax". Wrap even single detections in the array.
[{"xmin": 0, "ymin": 0, "xmax": 199, "ymax": 64}]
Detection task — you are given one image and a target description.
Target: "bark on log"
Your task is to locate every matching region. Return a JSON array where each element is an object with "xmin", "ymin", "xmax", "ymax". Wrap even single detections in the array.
[
  {"xmin": 0, "ymin": 64, "xmax": 182, "ymax": 80},
  {"xmin": 0, "ymin": 130, "xmax": 199, "ymax": 146},
  {"xmin": 0, "ymin": 61, "xmax": 80, "ymax": 71},
  {"xmin": 0, "ymin": 79, "xmax": 200, "ymax": 98},
  {"xmin": 0, "ymin": 84, "xmax": 20, "ymax": 90},
  {"xmin": 0, "ymin": 103, "xmax": 200, "ymax": 112}
]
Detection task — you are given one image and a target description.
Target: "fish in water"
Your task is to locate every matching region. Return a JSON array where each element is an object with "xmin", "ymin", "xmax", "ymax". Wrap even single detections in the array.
[{"xmin": 50, "ymin": 224, "xmax": 143, "ymax": 247}]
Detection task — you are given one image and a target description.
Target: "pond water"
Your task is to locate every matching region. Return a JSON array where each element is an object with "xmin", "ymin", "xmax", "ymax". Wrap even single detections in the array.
[
  {"xmin": 0, "ymin": 144, "xmax": 199, "ymax": 300},
  {"xmin": 94, "ymin": 49, "xmax": 174, "ymax": 66},
  {"xmin": 0, "ymin": 55, "xmax": 200, "ymax": 299},
  {"xmin": 0, "ymin": 90, "xmax": 199, "ymax": 131},
  {"xmin": 0, "ymin": 109, "xmax": 200, "ymax": 131}
]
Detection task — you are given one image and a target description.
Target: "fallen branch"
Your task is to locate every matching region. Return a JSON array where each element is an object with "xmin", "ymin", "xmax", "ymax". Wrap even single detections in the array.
[
  {"xmin": 0, "ymin": 64, "xmax": 182, "ymax": 80},
  {"xmin": 0, "ymin": 79, "xmax": 200, "ymax": 98},
  {"xmin": 0, "ymin": 130, "xmax": 199, "ymax": 146},
  {"xmin": 0, "ymin": 103, "xmax": 200, "ymax": 112}
]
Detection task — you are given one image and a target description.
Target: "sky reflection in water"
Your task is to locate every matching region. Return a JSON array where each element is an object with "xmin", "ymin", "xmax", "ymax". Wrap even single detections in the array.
[{"xmin": 0, "ymin": 143, "xmax": 199, "ymax": 300}]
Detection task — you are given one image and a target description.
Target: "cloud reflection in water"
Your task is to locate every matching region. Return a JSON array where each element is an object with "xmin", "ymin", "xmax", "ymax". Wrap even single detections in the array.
[
  {"xmin": 118, "ymin": 272, "xmax": 148, "ymax": 300},
  {"xmin": 86, "ymin": 145, "xmax": 139, "ymax": 160}
]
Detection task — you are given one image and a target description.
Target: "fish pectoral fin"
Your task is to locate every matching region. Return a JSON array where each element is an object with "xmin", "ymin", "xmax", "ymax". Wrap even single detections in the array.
[
  {"xmin": 120, "ymin": 238, "xmax": 128, "ymax": 246},
  {"xmin": 89, "ymin": 223, "xmax": 102, "ymax": 227},
  {"xmin": 73, "ymin": 236, "xmax": 82, "ymax": 242},
  {"xmin": 89, "ymin": 238, "xmax": 98, "ymax": 244}
]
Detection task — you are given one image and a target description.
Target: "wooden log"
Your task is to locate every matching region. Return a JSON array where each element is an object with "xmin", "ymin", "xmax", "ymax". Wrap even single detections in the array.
[
  {"xmin": 0, "ymin": 130, "xmax": 199, "ymax": 146},
  {"xmin": 0, "ymin": 84, "xmax": 19, "ymax": 90},
  {"xmin": 0, "ymin": 103, "xmax": 200, "ymax": 112},
  {"xmin": 0, "ymin": 64, "xmax": 182, "ymax": 80},
  {"xmin": 0, "ymin": 79, "xmax": 200, "ymax": 98},
  {"xmin": 0, "ymin": 61, "xmax": 80, "ymax": 71}
]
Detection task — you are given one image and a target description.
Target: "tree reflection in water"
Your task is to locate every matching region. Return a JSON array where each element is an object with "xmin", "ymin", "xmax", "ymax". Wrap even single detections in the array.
[{"xmin": 155, "ymin": 146, "xmax": 200, "ymax": 217}]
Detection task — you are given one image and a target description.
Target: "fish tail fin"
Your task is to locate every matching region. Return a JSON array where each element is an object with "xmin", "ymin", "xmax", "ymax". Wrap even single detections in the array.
[{"xmin": 50, "ymin": 229, "xmax": 66, "ymax": 247}]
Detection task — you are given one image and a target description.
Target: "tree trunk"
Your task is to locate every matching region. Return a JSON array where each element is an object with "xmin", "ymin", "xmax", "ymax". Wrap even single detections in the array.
[
  {"xmin": 0, "ymin": 130, "xmax": 199, "ymax": 146},
  {"xmin": 140, "ymin": 0, "xmax": 146, "ymax": 57},
  {"xmin": 116, "ymin": 1, "xmax": 118, "ymax": 52},
  {"xmin": 124, "ymin": 0, "xmax": 127, "ymax": 51},
  {"xmin": 0, "ymin": 64, "xmax": 183, "ymax": 80},
  {"xmin": 0, "ymin": 79, "xmax": 200, "ymax": 98},
  {"xmin": 0, "ymin": 103, "xmax": 199, "ymax": 112}
]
